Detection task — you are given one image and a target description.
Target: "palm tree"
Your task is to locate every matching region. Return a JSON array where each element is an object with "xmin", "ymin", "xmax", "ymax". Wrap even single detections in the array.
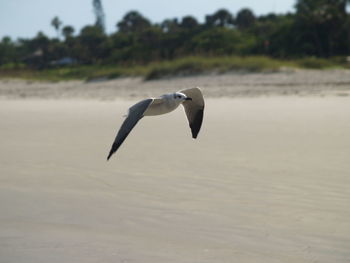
[
  {"xmin": 235, "ymin": 8, "xmax": 256, "ymax": 30},
  {"xmin": 117, "ymin": 11, "xmax": 151, "ymax": 33},
  {"xmin": 62, "ymin": 25, "xmax": 75, "ymax": 40},
  {"xmin": 205, "ymin": 9, "xmax": 234, "ymax": 28},
  {"xmin": 51, "ymin": 16, "xmax": 62, "ymax": 39},
  {"xmin": 180, "ymin": 16, "xmax": 199, "ymax": 30},
  {"xmin": 93, "ymin": 0, "xmax": 106, "ymax": 32},
  {"xmin": 295, "ymin": 0, "xmax": 348, "ymax": 56}
]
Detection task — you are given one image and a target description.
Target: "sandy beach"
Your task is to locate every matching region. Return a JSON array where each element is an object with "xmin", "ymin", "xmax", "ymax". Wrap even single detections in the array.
[
  {"xmin": 1, "ymin": 71, "xmax": 350, "ymax": 262},
  {"xmin": 1, "ymin": 69, "xmax": 350, "ymax": 100}
]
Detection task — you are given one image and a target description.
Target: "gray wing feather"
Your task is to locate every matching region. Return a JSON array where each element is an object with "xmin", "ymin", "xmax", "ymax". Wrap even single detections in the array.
[
  {"xmin": 180, "ymin": 88, "xmax": 205, "ymax": 139},
  {"xmin": 107, "ymin": 99, "xmax": 153, "ymax": 160}
]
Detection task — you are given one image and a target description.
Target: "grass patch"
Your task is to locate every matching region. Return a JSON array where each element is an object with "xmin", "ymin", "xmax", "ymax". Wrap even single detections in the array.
[
  {"xmin": 295, "ymin": 56, "xmax": 349, "ymax": 69},
  {"xmin": 0, "ymin": 56, "xmax": 348, "ymax": 81},
  {"xmin": 0, "ymin": 64, "xmax": 148, "ymax": 82},
  {"xmin": 295, "ymin": 57, "xmax": 335, "ymax": 69},
  {"xmin": 144, "ymin": 56, "xmax": 295, "ymax": 80}
]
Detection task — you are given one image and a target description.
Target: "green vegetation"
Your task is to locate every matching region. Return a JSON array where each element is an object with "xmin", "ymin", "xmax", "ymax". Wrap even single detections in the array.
[
  {"xmin": 1, "ymin": 56, "xmax": 348, "ymax": 81},
  {"xmin": 0, "ymin": 0, "xmax": 349, "ymax": 81},
  {"xmin": 145, "ymin": 56, "xmax": 287, "ymax": 80}
]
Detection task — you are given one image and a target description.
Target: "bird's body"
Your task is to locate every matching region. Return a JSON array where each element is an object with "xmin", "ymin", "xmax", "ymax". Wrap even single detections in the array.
[
  {"xmin": 107, "ymin": 88, "xmax": 204, "ymax": 160},
  {"xmin": 143, "ymin": 93, "xmax": 187, "ymax": 116}
]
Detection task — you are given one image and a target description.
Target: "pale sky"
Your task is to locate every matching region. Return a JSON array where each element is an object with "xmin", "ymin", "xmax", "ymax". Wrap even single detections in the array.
[{"xmin": 0, "ymin": 0, "xmax": 296, "ymax": 40}]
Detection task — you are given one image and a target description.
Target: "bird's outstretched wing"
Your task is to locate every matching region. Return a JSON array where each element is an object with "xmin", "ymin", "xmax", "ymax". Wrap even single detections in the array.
[
  {"xmin": 107, "ymin": 99, "xmax": 153, "ymax": 160},
  {"xmin": 180, "ymin": 87, "xmax": 205, "ymax": 139}
]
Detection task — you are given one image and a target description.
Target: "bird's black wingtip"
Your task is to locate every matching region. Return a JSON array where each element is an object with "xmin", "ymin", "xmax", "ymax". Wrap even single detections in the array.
[
  {"xmin": 190, "ymin": 108, "xmax": 203, "ymax": 139},
  {"xmin": 107, "ymin": 150, "xmax": 114, "ymax": 161},
  {"xmin": 107, "ymin": 142, "xmax": 119, "ymax": 161},
  {"xmin": 191, "ymin": 132, "xmax": 198, "ymax": 139}
]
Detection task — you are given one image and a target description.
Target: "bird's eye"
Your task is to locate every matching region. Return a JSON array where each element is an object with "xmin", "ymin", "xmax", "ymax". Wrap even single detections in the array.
[{"xmin": 177, "ymin": 95, "xmax": 181, "ymax": 98}]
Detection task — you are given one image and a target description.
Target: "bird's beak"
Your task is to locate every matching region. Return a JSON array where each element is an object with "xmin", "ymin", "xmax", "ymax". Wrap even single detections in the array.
[{"xmin": 185, "ymin": 97, "xmax": 192, "ymax": 101}]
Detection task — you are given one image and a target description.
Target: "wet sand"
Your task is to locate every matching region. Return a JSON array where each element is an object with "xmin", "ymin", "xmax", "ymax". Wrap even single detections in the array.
[{"xmin": 1, "ymin": 95, "xmax": 350, "ymax": 262}]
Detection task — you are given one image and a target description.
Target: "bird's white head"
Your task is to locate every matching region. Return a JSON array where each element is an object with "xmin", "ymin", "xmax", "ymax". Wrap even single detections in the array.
[{"xmin": 172, "ymin": 92, "xmax": 192, "ymax": 102}]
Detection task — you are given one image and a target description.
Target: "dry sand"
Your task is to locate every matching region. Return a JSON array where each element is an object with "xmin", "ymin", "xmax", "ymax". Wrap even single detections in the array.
[
  {"xmin": 0, "ymin": 71, "xmax": 350, "ymax": 262},
  {"xmin": 1, "ymin": 69, "xmax": 350, "ymax": 99}
]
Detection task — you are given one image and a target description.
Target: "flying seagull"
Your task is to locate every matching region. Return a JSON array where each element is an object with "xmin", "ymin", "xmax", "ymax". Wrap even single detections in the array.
[{"xmin": 107, "ymin": 87, "xmax": 204, "ymax": 160}]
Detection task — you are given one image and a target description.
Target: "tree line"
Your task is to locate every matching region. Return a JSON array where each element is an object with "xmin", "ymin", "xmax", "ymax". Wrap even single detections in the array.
[{"xmin": 0, "ymin": 0, "xmax": 349, "ymax": 68}]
